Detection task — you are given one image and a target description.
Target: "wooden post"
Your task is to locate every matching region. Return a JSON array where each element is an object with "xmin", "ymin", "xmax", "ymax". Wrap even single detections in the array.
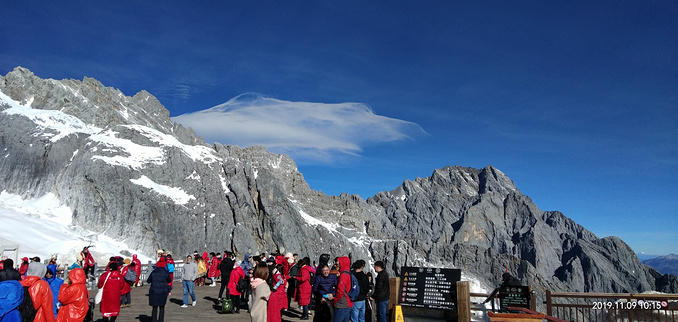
[
  {"xmin": 389, "ymin": 277, "xmax": 400, "ymax": 322},
  {"xmin": 546, "ymin": 290, "xmax": 553, "ymax": 317},
  {"xmin": 457, "ymin": 281, "xmax": 471, "ymax": 322}
]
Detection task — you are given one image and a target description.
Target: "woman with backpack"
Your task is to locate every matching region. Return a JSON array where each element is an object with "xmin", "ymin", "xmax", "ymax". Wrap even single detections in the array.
[
  {"xmin": 21, "ymin": 261, "xmax": 55, "ymax": 322},
  {"xmin": 227, "ymin": 264, "xmax": 246, "ymax": 314},
  {"xmin": 119, "ymin": 262, "xmax": 134, "ymax": 308}
]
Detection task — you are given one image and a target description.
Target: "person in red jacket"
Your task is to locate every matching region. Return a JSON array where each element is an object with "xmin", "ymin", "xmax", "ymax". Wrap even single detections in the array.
[
  {"xmin": 21, "ymin": 261, "xmax": 56, "ymax": 322},
  {"xmin": 228, "ymin": 265, "xmax": 246, "ymax": 314},
  {"xmin": 56, "ymin": 268, "xmax": 89, "ymax": 322},
  {"xmin": 98, "ymin": 262, "xmax": 125, "ymax": 322},
  {"xmin": 81, "ymin": 247, "xmax": 96, "ymax": 282},
  {"xmin": 334, "ymin": 256, "xmax": 354, "ymax": 322},
  {"xmin": 267, "ymin": 264, "xmax": 288, "ymax": 322},
  {"xmin": 18, "ymin": 257, "xmax": 29, "ymax": 279},
  {"xmin": 296, "ymin": 257, "xmax": 313, "ymax": 320},
  {"xmin": 120, "ymin": 262, "xmax": 133, "ymax": 308},
  {"xmin": 207, "ymin": 252, "xmax": 220, "ymax": 287},
  {"xmin": 132, "ymin": 254, "xmax": 142, "ymax": 287}
]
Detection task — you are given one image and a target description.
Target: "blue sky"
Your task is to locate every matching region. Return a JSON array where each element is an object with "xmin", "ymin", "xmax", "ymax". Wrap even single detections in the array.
[{"xmin": 2, "ymin": 2, "xmax": 676, "ymax": 255}]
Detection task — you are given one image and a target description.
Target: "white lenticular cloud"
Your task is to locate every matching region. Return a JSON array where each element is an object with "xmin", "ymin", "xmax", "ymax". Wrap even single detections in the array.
[{"xmin": 172, "ymin": 93, "xmax": 427, "ymax": 162}]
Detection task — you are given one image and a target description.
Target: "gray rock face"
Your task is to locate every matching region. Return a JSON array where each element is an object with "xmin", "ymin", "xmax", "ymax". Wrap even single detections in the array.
[{"xmin": 1, "ymin": 67, "xmax": 676, "ymax": 297}]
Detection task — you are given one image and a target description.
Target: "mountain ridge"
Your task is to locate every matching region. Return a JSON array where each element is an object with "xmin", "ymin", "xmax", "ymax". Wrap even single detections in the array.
[
  {"xmin": 1, "ymin": 67, "xmax": 676, "ymax": 302},
  {"xmin": 643, "ymin": 254, "xmax": 678, "ymax": 276}
]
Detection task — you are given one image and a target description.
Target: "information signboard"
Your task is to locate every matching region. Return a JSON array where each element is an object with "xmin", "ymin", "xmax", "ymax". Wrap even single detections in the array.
[
  {"xmin": 398, "ymin": 266, "xmax": 461, "ymax": 311},
  {"xmin": 498, "ymin": 286, "xmax": 531, "ymax": 312}
]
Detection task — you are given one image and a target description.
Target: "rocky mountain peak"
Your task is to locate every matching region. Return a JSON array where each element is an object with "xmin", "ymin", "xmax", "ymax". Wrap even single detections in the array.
[{"xmin": 1, "ymin": 67, "xmax": 676, "ymax": 302}]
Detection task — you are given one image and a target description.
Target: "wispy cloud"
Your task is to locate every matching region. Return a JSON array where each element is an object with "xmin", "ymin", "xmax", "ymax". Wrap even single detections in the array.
[{"xmin": 172, "ymin": 93, "xmax": 427, "ymax": 163}]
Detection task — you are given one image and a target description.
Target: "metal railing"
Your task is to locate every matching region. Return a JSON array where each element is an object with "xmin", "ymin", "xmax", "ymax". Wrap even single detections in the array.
[{"xmin": 546, "ymin": 291, "xmax": 678, "ymax": 322}]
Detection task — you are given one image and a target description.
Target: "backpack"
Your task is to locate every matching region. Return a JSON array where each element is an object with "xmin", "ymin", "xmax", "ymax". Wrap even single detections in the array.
[
  {"xmin": 236, "ymin": 276, "xmax": 248, "ymax": 293},
  {"xmin": 167, "ymin": 262, "xmax": 175, "ymax": 273},
  {"xmin": 124, "ymin": 268, "xmax": 137, "ymax": 283},
  {"xmin": 218, "ymin": 298, "xmax": 234, "ymax": 314},
  {"xmin": 343, "ymin": 271, "xmax": 360, "ymax": 301},
  {"xmin": 18, "ymin": 286, "xmax": 37, "ymax": 322}
]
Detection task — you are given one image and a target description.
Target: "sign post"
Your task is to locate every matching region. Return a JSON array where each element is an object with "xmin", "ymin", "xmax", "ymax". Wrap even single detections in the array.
[
  {"xmin": 398, "ymin": 266, "xmax": 462, "ymax": 311},
  {"xmin": 498, "ymin": 286, "xmax": 531, "ymax": 313}
]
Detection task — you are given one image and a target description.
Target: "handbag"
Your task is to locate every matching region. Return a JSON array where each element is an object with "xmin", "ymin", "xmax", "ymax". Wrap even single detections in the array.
[{"xmin": 95, "ymin": 272, "xmax": 110, "ymax": 304}]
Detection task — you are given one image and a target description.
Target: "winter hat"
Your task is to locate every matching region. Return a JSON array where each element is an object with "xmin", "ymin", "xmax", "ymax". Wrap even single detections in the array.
[
  {"xmin": 26, "ymin": 261, "xmax": 47, "ymax": 278},
  {"xmin": 21, "ymin": 257, "xmax": 29, "ymax": 262},
  {"xmin": 156, "ymin": 258, "xmax": 167, "ymax": 268}
]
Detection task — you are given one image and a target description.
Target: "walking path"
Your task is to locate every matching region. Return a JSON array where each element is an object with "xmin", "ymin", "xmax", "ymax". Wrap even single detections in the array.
[{"xmin": 91, "ymin": 282, "xmax": 310, "ymax": 322}]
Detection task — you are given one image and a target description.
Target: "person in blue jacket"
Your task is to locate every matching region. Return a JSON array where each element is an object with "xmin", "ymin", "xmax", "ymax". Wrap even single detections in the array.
[
  {"xmin": 0, "ymin": 259, "xmax": 24, "ymax": 322},
  {"xmin": 43, "ymin": 264, "xmax": 64, "ymax": 318},
  {"xmin": 311, "ymin": 264, "xmax": 337, "ymax": 322}
]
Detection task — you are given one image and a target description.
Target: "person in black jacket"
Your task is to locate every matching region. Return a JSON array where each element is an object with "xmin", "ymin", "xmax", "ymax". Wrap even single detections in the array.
[
  {"xmin": 147, "ymin": 258, "xmax": 172, "ymax": 322},
  {"xmin": 350, "ymin": 260, "xmax": 370, "ymax": 322},
  {"xmin": 370, "ymin": 261, "xmax": 390, "ymax": 322},
  {"xmin": 218, "ymin": 251, "xmax": 235, "ymax": 300}
]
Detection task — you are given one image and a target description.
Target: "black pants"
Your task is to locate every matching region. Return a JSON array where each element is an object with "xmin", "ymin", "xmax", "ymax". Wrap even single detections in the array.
[
  {"xmin": 151, "ymin": 305, "xmax": 165, "ymax": 322},
  {"xmin": 103, "ymin": 317, "xmax": 117, "ymax": 322},
  {"xmin": 218, "ymin": 276, "xmax": 230, "ymax": 299},
  {"xmin": 232, "ymin": 297, "xmax": 241, "ymax": 313},
  {"xmin": 120, "ymin": 292, "xmax": 131, "ymax": 305},
  {"xmin": 84, "ymin": 266, "xmax": 95, "ymax": 279},
  {"xmin": 313, "ymin": 296, "xmax": 333, "ymax": 322},
  {"xmin": 287, "ymin": 278, "xmax": 297, "ymax": 307}
]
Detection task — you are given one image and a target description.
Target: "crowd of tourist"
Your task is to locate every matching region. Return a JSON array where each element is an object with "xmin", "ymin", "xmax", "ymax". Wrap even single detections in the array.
[
  {"xmin": 167, "ymin": 249, "xmax": 392, "ymax": 322},
  {"xmin": 0, "ymin": 247, "xmax": 392, "ymax": 322},
  {"xmin": 0, "ymin": 248, "xmax": 142, "ymax": 322}
]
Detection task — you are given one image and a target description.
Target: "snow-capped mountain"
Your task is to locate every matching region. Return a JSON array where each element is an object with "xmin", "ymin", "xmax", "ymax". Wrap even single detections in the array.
[{"xmin": 1, "ymin": 67, "xmax": 676, "ymax": 305}]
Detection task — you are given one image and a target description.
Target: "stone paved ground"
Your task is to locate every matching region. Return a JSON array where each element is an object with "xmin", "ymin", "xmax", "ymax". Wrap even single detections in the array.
[{"xmin": 90, "ymin": 281, "xmax": 313, "ymax": 322}]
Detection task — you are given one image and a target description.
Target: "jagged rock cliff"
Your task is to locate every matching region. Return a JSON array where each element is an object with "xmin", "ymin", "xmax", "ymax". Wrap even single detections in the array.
[{"xmin": 1, "ymin": 67, "xmax": 676, "ymax": 296}]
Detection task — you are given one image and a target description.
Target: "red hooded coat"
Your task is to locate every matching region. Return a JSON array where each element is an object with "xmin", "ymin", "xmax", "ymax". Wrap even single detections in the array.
[
  {"xmin": 97, "ymin": 270, "xmax": 125, "ymax": 317},
  {"xmin": 334, "ymin": 256, "xmax": 354, "ymax": 308},
  {"xmin": 120, "ymin": 266, "xmax": 132, "ymax": 295},
  {"xmin": 132, "ymin": 254, "xmax": 142, "ymax": 284},
  {"xmin": 21, "ymin": 275, "xmax": 56, "ymax": 322},
  {"xmin": 56, "ymin": 268, "xmax": 89, "ymax": 322},
  {"xmin": 228, "ymin": 266, "xmax": 245, "ymax": 296},
  {"xmin": 208, "ymin": 257, "xmax": 220, "ymax": 278},
  {"xmin": 295, "ymin": 265, "xmax": 313, "ymax": 306},
  {"xmin": 267, "ymin": 271, "xmax": 288, "ymax": 322}
]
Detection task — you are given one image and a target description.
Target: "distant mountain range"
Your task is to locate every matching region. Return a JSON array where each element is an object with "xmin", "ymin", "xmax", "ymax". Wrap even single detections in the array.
[
  {"xmin": 637, "ymin": 253, "xmax": 661, "ymax": 262},
  {"xmin": 1, "ymin": 67, "xmax": 676, "ymax": 307},
  {"xmin": 643, "ymin": 254, "xmax": 678, "ymax": 276}
]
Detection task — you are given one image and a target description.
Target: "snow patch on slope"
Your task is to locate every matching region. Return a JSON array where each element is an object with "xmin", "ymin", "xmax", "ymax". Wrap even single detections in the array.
[
  {"xmin": 130, "ymin": 175, "xmax": 196, "ymax": 205},
  {"xmin": 0, "ymin": 191, "xmax": 153, "ymax": 266},
  {"xmin": 1, "ymin": 91, "xmax": 102, "ymax": 142}
]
